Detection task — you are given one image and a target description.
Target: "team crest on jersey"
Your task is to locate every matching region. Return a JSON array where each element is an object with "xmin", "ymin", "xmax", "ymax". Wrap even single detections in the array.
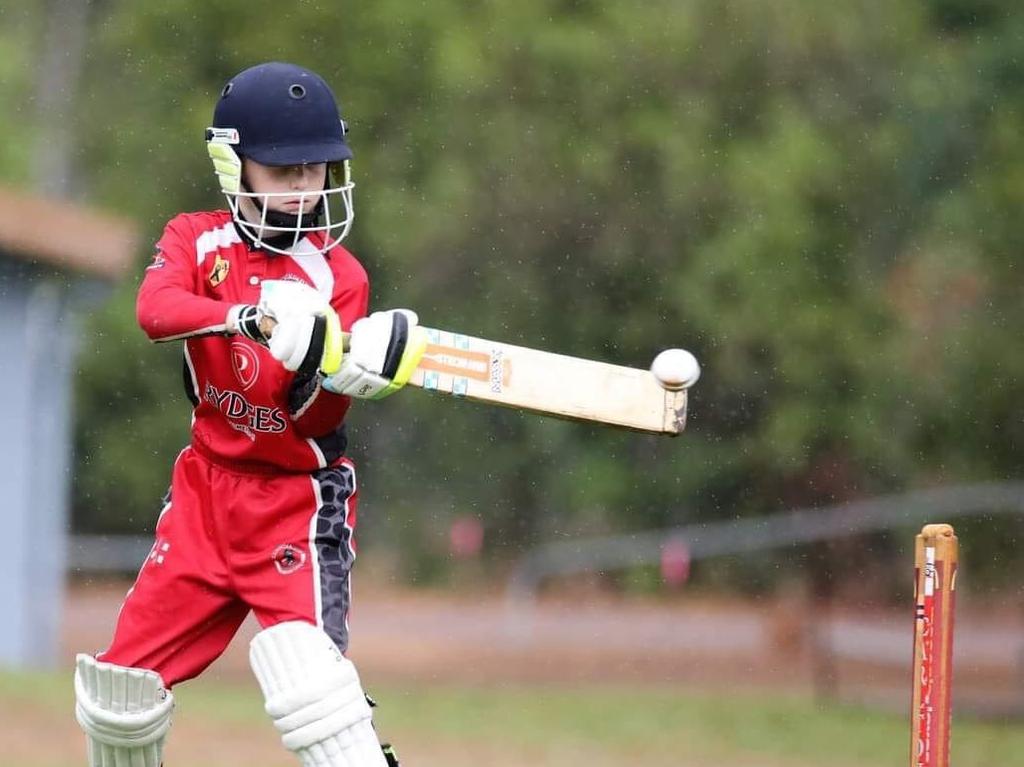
[
  {"xmin": 230, "ymin": 342, "xmax": 260, "ymax": 391},
  {"xmin": 208, "ymin": 254, "xmax": 230, "ymax": 286}
]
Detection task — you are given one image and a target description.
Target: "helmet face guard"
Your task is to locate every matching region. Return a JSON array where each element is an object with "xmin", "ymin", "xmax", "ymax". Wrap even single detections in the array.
[
  {"xmin": 208, "ymin": 138, "xmax": 353, "ymax": 254},
  {"xmin": 206, "ymin": 63, "xmax": 355, "ymax": 255}
]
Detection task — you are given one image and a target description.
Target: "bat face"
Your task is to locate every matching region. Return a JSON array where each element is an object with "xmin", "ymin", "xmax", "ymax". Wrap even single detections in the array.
[
  {"xmin": 409, "ymin": 328, "xmax": 688, "ymax": 436},
  {"xmin": 260, "ymin": 316, "xmax": 691, "ymax": 435}
]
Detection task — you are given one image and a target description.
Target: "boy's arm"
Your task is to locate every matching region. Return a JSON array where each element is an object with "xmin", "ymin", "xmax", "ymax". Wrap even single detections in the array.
[{"xmin": 136, "ymin": 218, "xmax": 236, "ymax": 342}]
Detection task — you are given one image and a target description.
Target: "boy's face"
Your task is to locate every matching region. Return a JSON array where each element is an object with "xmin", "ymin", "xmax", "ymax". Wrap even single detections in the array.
[{"xmin": 242, "ymin": 158, "xmax": 328, "ymax": 216}]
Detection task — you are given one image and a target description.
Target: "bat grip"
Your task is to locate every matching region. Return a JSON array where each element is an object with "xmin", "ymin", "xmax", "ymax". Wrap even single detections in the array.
[{"xmin": 258, "ymin": 316, "xmax": 277, "ymax": 338}]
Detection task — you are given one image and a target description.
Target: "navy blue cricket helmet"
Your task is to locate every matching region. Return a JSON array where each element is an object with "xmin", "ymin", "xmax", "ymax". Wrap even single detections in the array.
[{"xmin": 206, "ymin": 62, "xmax": 355, "ymax": 254}]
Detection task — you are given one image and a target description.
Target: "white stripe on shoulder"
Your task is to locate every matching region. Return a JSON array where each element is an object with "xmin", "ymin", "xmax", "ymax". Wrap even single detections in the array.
[
  {"xmin": 195, "ymin": 221, "xmax": 241, "ymax": 266},
  {"xmin": 288, "ymin": 238, "xmax": 335, "ymax": 300}
]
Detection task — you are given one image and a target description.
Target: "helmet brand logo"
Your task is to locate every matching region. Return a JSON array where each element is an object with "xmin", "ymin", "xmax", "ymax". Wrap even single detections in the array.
[{"xmin": 206, "ymin": 127, "xmax": 240, "ymax": 145}]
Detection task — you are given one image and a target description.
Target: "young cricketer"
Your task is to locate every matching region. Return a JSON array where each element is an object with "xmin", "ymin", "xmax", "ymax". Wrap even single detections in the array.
[{"xmin": 73, "ymin": 62, "xmax": 422, "ymax": 767}]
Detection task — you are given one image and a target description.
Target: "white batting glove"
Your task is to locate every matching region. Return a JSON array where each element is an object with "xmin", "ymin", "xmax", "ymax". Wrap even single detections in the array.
[
  {"xmin": 248, "ymin": 280, "xmax": 344, "ymax": 376},
  {"xmin": 227, "ymin": 280, "xmax": 330, "ymax": 345},
  {"xmin": 266, "ymin": 313, "xmax": 311, "ymax": 370},
  {"xmin": 322, "ymin": 309, "xmax": 427, "ymax": 399},
  {"xmin": 257, "ymin": 279, "xmax": 331, "ymax": 321}
]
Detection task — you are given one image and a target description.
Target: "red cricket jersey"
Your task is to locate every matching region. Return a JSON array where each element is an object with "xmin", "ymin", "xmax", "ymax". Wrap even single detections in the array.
[{"xmin": 137, "ymin": 210, "xmax": 370, "ymax": 472}]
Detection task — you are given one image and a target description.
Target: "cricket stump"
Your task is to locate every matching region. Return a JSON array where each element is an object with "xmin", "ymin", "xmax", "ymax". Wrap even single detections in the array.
[{"xmin": 910, "ymin": 523, "xmax": 958, "ymax": 767}]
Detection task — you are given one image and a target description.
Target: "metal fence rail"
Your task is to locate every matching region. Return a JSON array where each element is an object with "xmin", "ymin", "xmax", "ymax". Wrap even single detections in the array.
[
  {"xmin": 69, "ymin": 483, "xmax": 1024, "ymax": 587},
  {"xmin": 505, "ymin": 482, "xmax": 1024, "ymax": 601}
]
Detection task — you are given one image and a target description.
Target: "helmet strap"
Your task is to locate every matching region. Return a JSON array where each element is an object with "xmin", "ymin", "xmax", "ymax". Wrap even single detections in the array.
[{"xmin": 262, "ymin": 199, "xmax": 325, "ymax": 230}]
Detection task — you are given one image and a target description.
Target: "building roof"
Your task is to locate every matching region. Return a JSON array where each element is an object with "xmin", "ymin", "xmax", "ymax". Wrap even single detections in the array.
[{"xmin": 0, "ymin": 185, "xmax": 138, "ymax": 280}]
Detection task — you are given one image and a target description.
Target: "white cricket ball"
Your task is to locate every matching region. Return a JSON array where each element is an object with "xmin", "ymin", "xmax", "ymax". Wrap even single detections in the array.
[{"xmin": 650, "ymin": 348, "xmax": 701, "ymax": 390}]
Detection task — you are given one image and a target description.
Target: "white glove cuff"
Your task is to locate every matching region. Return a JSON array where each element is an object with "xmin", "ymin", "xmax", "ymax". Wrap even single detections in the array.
[{"xmin": 226, "ymin": 304, "xmax": 246, "ymax": 333}]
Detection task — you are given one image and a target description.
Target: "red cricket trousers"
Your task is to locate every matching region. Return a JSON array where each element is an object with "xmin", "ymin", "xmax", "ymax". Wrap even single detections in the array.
[{"xmin": 100, "ymin": 446, "xmax": 358, "ymax": 687}]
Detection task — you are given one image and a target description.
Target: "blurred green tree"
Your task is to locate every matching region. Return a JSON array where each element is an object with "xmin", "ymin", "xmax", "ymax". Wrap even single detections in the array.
[{"xmin": 2, "ymin": 0, "xmax": 1014, "ymax": 584}]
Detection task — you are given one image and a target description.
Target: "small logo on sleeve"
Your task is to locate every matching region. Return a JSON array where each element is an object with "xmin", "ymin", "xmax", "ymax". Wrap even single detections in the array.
[
  {"xmin": 147, "ymin": 539, "xmax": 171, "ymax": 566},
  {"xmin": 146, "ymin": 253, "xmax": 166, "ymax": 271}
]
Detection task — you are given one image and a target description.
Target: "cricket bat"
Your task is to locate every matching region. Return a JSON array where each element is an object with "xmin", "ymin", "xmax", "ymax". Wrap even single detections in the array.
[
  {"xmin": 409, "ymin": 327, "xmax": 689, "ymax": 436},
  {"xmin": 262, "ymin": 318, "xmax": 692, "ymax": 435}
]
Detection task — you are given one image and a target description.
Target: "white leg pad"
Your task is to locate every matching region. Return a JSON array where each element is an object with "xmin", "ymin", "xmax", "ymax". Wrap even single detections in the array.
[
  {"xmin": 74, "ymin": 654, "xmax": 174, "ymax": 767},
  {"xmin": 250, "ymin": 621, "xmax": 387, "ymax": 767}
]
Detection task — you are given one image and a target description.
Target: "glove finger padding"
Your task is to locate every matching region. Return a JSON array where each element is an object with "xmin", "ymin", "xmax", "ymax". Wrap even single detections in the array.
[
  {"xmin": 231, "ymin": 281, "xmax": 331, "ymax": 348},
  {"xmin": 262, "ymin": 289, "xmax": 343, "ymax": 376},
  {"xmin": 258, "ymin": 279, "xmax": 330, "ymax": 321},
  {"xmin": 269, "ymin": 313, "xmax": 317, "ymax": 372},
  {"xmin": 268, "ymin": 312, "xmax": 345, "ymax": 377},
  {"xmin": 378, "ymin": 312, "xmax": 410, "ymax": 380},
  {"xmin": 384, "ymin": 323, "xmax": 427, "ymax": 392},
  {"xmin": 348, "ymin": 310, "xmax": 418, "ymax": 376},
  {"xmin": 322, "ymin": 310, "xmax": 426, "ymax": 399}
]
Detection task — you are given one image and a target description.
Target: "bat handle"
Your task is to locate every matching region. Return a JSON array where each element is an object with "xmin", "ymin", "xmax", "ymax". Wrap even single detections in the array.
[
  {"xmin": 258, "ymin": 316, "xmax": 277, "ymax": 338},
  {"xmin": 258, "ymin": 316, "xmax": 352, "ymax": 350}
]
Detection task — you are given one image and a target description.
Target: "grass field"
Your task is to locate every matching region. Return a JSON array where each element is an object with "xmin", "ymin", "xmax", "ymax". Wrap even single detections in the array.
[{"xmin": 2, "ymin": 669, "xmax": 1021, "ymax": 766}]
